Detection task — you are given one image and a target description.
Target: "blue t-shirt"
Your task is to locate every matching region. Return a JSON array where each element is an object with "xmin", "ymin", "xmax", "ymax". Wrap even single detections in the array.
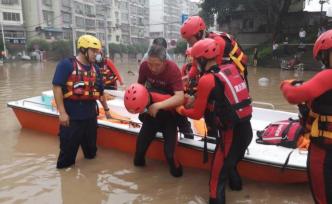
[{"xmin": 52, "ymin": 58, "xmax": 104, "ymax": 120}]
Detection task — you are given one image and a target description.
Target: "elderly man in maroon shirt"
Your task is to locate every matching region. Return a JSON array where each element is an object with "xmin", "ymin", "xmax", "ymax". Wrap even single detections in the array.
[{"xmin": 134, "ymin": 44, "xmax": 184, "ymax": 177}]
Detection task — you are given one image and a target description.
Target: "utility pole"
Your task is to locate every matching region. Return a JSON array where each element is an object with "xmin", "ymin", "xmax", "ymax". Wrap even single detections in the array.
[
  {"xmin": 71, "ymin": 0, "xmax": 76, "ymax": 56},
  {"xmin": 319, "ymin": 0, "xmax": 329, "ymax": 25},
  {"xmin": 104, "ymin": 4, "xmax": 109, "ymax": 57},
  {"xmin": 1, "ymin": 9, "xmax": 7, "ymax": 58}
]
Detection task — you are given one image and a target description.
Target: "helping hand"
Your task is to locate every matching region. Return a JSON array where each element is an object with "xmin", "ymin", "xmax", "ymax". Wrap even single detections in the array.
[
  {"xmin": 148, "ymin": 103, "xmax": 161, "ymax": 118},
  {"xmin": 280, "ymin": 79, "xmax": 294, "ymax": 89},
  {"xmin": 59, "ymin": 112, "xmax": 70, "ymax": 127},
  {"xmin": 176, "ymin": 105, "xmax": 185, "ymax": 115},
  {"xmin": 184, "ymin": 94, "xmax": 195, "ymax": 108},
  {"xmin": 105, "ymin": 110, "xmax": 112, "ymax": 119}
]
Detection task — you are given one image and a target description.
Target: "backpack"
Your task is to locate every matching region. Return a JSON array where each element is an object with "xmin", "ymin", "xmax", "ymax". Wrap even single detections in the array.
[{"xmin": 256, "ymin": 118, "xmax": 303, "ymax": 148}]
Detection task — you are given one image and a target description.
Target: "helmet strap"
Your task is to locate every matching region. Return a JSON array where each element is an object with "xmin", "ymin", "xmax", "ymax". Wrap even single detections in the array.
[
  {"xmin": 78, "ymin": 48, "xmax": 91, "ymax": 65},
  {"xmin": 319, "ymin": 50, "xmax": 330, "ymax": 68},
  {"xmin": 196, "ymin": 57, "xmax": 208, "ymax": 73},
  {"xmin": 195, "ymin": 30, "xmax": 205, "ymax": 41}
]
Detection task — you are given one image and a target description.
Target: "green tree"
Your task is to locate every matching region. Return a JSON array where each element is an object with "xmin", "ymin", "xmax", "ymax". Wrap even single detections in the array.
[
  {"xmin": 50, "ymin": 40, "xmax": 72, "ymax": 60},
  {"xmin": 0, "ymin": 40, "xmax": 3, "ymax": 52},
  {"xmin": 108, "ymin": 43, "xmax": 122, "ymax": 59},
  {"xmin": 174, "ymin": 40, "xmax": 187, "ymax": 55},
  {"xmin": 200, "ymin": 0, "xmax": 300, "ymax": 39},
  {"xmin": 26, "ymin": 38, "xmax": 50, "ymax": 51}
]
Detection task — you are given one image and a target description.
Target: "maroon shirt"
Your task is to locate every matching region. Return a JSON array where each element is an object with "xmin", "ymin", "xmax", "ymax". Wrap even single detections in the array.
[{"xmin": 138, "ymin": 60, "xmax": 183, "ymax": 94}]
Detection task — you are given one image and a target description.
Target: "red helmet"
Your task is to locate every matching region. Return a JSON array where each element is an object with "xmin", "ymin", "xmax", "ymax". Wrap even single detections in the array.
[
  {"xmin": 180, "ymin": 16, "xmax": 206, "ymax": 39},
  {"xmin": 313, "ymin": 29, "xmax": 332, "ymax": 60},
  {"xmin": 191, "ymin": 38, "xmax": 222, "ymax": 60},
  {"xmin": 313, "ymin": 30, "xmax": 332, "ymax": 59},
  {"xmin": 124, "ymin": 83, "xmax": 150, "ymax": 114},
  {"xmin": 185, "ymin": 47, "xmax": 192, "ymax": 56}
]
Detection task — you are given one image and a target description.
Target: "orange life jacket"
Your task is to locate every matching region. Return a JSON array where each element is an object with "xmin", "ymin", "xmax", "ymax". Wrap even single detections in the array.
[
  {"xmin": 100, "ymin": 64, "xmax": 118, "ymax": 86},
  {"xmin": 64, "ymin": 59, "xmax": 100, "ymax": 100},
  {"xmin": 208, "ymin": 31, "xmax": 248, "ymax": 75}
]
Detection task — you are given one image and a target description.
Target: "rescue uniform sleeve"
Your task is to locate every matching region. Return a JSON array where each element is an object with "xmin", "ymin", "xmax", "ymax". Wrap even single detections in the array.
[
  {"xmin": 182, "ymin": 74, "xmax": 215, "ymax": 120},
  {"xmin": 150, "ymin": 92, "xmax": 172, "ymax": 103},
  {"xmin": 188, "ymin": 64, "xmax": 199, "ymax": 79},
  {"xmin": 106, "ymin": 59, "xmax": 123, "ymax": 84},
  {"xmin": 281, "ymin": 69, "xmax": 332, "ymax": 104},
  {"xmin": 181, "ymin": 64, "xmax": 187, "ymax": 76},
  {"xmin": 52, "ymin": 59, "xmax": 73, "ymax": 86}
]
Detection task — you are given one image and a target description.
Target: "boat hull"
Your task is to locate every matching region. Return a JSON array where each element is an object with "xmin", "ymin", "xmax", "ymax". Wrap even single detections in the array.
[{"xmin": 11, "ymin": 106, "xmax": 308, "ymax": 183}]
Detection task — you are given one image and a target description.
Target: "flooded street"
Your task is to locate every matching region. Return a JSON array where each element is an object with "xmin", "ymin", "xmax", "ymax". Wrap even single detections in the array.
[{"xmin": 0, "ymin": 60, "xmax": 316, "ymax": 204}]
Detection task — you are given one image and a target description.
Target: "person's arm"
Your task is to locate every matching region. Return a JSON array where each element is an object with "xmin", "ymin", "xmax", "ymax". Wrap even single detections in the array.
[
  {"xmin": 148, "ymin": 91, "xmax": 184, "ymax": 117},
  {"xmin": 106, "ymin": 59, "xmax": 124, "ymax": 85},
  {"xmin": 181, "ymin": 74, "xmax": 215, "ymax": 120},
  {"xmin": 52, "ymin": 59, "xmax": 73, "ymax": 126},
  {"xmin": 281, "ymin": 69, "xmax": 332, "ymax": 104},
  {"xmin": 53, "ymin": 85, "xmax": 69, "ymax": 126},
  {"xmin": 95, "ymin": 65, "xmax": 111, "ymax": 118},
  {"xmin": 150, "ymin": 92, "xmax": 172, "ymax": 103}
]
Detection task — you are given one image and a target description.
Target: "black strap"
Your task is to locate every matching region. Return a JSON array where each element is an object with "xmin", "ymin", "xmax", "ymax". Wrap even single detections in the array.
[
  {"xmin": 281, "ymin": 150, "xmax": 294, "ymax": 172},
  {"xmin": 281, "ymin": 119, "xmax": 296, "ymax": 140},
  {"xmin": 203, "ymin": 136, "xmax": 208, "ymax": 163},
  {"xmin": 232, "ymin": 98, "xmax": 252, "ymax": 110}
]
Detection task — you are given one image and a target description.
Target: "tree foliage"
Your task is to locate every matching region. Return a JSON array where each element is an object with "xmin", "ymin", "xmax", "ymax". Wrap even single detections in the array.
[
  {"xmin": 200, "ymin": 0, "xmax": 300, "ymax": 39},
  {"xmin": 174, "ymin": 40, "xmax": 187, "ymax": 55},
  {"xmin": 50, "ymin": 40, "xmax": 72, "ymax": 60},
  {"xmin": 26, "ymin": 38, "xmax": 50, "ymax": 51}
]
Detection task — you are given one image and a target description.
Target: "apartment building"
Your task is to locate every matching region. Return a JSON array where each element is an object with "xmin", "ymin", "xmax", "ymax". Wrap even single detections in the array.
[
  {"xmin": 22, "ymin": 0, "xmax": 121, "ymax": 45},
  {"xmin": 119, "ymin": 0, "xmax": 149, "ymax": 45},
  {"xmin": 149, "ymin": 0, "xmax": 199, "ymax": 46},
  {"xmin": 0, "ymin": 0, "xmax": 25, "ymax": 53}
]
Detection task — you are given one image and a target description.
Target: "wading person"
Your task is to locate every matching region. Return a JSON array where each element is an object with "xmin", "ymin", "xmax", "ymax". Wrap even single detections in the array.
[
  {"xmin": 96, "ymin": 50, "xmax": 124, "ymax": 90},
  {"xmin": 178, "ymin": 38, "xmax": 253, "ymax": 204},
  {"xmin": 180, "ymin": 16, "xmax": 251, "ymax": 189},
  {"xmin": 180, "ymin": 15, "xmax": 249, "ymax": 87},
  {"xmin": 52, "ymin": 35, "xmax": 111, "ymax": 169},
  {"xmin": 281, "ymin": 29, "xmax": 332, "ymax": 204},
  {"xmin": 133, "ymin": 44, "xmax": 184, "ymax": 177}
]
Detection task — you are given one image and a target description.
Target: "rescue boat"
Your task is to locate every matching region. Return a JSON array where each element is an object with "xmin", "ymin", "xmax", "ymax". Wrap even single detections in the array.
[{"xmin": 7, "ymin": 90, "xmax": 308, "ymax": 183}]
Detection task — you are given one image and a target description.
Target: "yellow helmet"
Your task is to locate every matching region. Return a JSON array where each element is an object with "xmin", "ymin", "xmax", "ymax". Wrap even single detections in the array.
[{"xmin": 77, "ymin": 34, "xmax": 101, "ymax": 50}]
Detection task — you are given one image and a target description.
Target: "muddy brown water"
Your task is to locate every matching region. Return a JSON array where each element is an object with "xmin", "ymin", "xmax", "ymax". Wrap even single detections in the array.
[{"xmin": 0, "ymin": 60, "xmax": 316, "ymax": 203}]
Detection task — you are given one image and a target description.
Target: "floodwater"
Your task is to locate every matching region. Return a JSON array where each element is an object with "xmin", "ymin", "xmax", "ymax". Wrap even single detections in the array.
[{"xmin": 0, "ymin": 60, "xmax": 317, "ymax": 204}]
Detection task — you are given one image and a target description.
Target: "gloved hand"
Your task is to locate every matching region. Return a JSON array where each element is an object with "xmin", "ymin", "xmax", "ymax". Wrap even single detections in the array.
[
  {"xmin": 280, "ymin": 79, "xmax": 295, "ymax": 89},
  {"xmin": 176, "ymin": 105, "xmax": 185, "ymax": 115}
]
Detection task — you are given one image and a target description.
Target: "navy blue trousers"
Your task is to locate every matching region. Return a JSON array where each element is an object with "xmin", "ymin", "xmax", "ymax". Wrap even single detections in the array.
[{"xmin": 56, "ymin": 118, "xmax": 97, "ymax": 168}]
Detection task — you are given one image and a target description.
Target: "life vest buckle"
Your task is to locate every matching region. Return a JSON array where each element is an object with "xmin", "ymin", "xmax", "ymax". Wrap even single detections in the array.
[{"xmin": 73, "ymin": 81, "xmax": 85, "ymax": 95}]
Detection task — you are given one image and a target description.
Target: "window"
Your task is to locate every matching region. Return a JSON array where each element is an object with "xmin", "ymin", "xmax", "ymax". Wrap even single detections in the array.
[
  {"xmin": 62, "ymin": 0, "xmax": 70, "ymax": 7},
  {"xmin": 97, "ymin": 20, "xmax": 105, "ymax": 28},
  {"xmin": 85, "ymin": 19, "xmax": 95, "ymax": 29},
  {"xmin": 4, "ymin": 31, "xmax": 24, "ymax": 38},
  {"xmin": 75, "ymin": 17, "xmax": 85, "ymax": 28},
  {"xmin": 116, "ymin": 35, "xmax": 120, "ymax": 42},
  {"xmin": 1, "ymin": 0, "xmax": 19, "ymax": 5},
  {"xmin": 3, "ymin": 12, "xmax": 20, "ymax": 21},
  {"xmin": 42, "ymin": 10, "xmax": 54, "ymax": 26},
  {"xmin": 43, "ymin": 0, "xmax": 52, "ymax": 6},
  {"xmin": 74, "ymin": 2, "xmax": 84, "ymax": 15},
  {"xmin": 62, "ymin": 12, "xmax": 72, "ymax": 24},
  {"xmin": 85, "ymin": 5, "xmax": 95, "ymax": 17}
]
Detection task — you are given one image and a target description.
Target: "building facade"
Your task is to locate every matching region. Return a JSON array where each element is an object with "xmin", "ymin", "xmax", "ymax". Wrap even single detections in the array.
[
  {"xmin": 22, "ymin": 0, "xmax": 122, "ymax": 46},
  {"xmin": 119, "ymin": 0, "xmax": 149, "ymax": 45},
  {"xmin": 0, "ymin": 0, "xmax": 25, "ymax": 54},
  {"xmin": 149, "ymin": 0, "xmax": 199, "ymax": 46}
]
